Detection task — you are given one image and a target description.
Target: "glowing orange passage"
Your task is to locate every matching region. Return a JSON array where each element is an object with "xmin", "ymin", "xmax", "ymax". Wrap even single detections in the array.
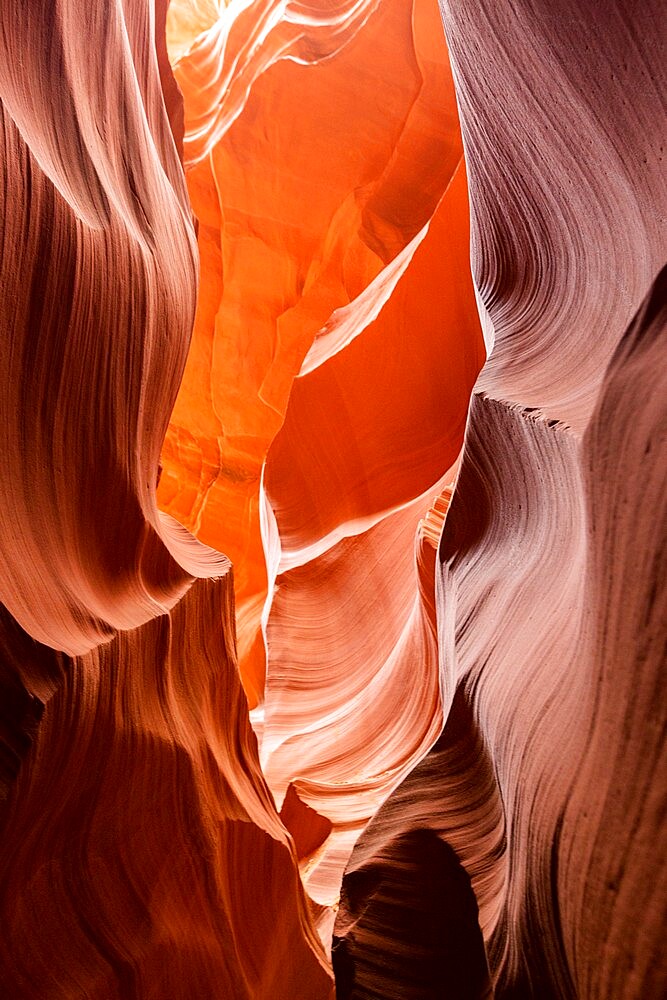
[{"xmin": 158, "ymin": 0, "xmax": 485, "ymax": 705}]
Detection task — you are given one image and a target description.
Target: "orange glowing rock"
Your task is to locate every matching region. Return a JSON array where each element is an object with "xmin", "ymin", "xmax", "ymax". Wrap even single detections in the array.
[
  {"xmin": 3, "ymin": 0, "xmax": 662, "ymax": 995},
  {"xmin": 0, "ymin": 576, "xmax": 332, "ymax": 998},
  {"xmin": 157, "ymin": 0, "xmax": 473, "ymax": 705},
  {"xmin": 157, "ymin": 0, "xmax": 484, "ymax": 916},
  {"xmin": 257, "ymin": 159, "xmax": 484, "ymax": 904}
]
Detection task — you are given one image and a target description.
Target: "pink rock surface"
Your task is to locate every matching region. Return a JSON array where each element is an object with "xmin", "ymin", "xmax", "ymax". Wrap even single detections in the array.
[{"xmin": 333, "ymin": 1, "xmax": 666, "ymax": 992}]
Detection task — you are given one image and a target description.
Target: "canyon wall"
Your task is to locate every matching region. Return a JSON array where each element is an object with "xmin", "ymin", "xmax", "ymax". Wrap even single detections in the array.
[
  {"xmin": 0, "ymin": 0, "xmax": 664, "ymax": 997},
  {"xmin": 0, "ymin": 1, "xmax": 332, "ymax": 995},
  {"xmin": 333, "ymin": 2, "xmax": 666, "ymax": 996}
]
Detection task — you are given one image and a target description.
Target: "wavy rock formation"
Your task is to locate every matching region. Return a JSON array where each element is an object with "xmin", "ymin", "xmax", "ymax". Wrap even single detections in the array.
[
  {"xmin": 157, "ymin": 0, "xmax": 474, "ymax": 704},
  {"xmin": 0, "ymin": 0, "xmax": 204, "ymax": 655},
  {"xmin": 334, "ymin": 1, "xmax": 666, "ymax": 994},
  {"xmin": 557, "ymin": 271, "xmax": 666, "ymax": 999},
  {"xmin": 440, "ymin": 0, "xmax": 666, "ymax": 430},
  {"xmin": 155, "ymin": 0, "xmax": 484, "ymax": 911},
  {"xmin": 2, "ymin": 0, "xmax": 663, "ymax": 995},
  {"xmin": 335, "ymin": 269, "xmax": 666, "ymax": 1000},
  {"xmin": 0, "ymin": 1, "xmax": 331, "ymax": 995},
  {"xmin": 334, "ymin": 828, "xmax": 492, "ymax": 1000},
  {"xmin": 0, "ymin": 574, "xmax": 331, "ymax": 998},
  {"xmin": 256, "ymin": 152, "xmax": 483, "ymax": 906}
]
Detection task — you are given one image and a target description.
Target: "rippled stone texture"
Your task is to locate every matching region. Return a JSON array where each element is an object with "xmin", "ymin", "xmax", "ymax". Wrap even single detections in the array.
[
  {"xmin": 334, "ymin": 2, "xmax": 666, "ymax": 995},
  {"xmin": 0, "ymin": 574, "xmax": 331, "ymax": 998},
  {"xmin": 440, "ymin": 0, "xmax": 666, "ymax": 430},
  {"xmin": 0, "ymin": 1, "xmax": 332, "ymax": 995},
  {"xmin": 156, "ymin": 0, "xmax": 484, "ymax": 919},
  {"xmin": 335, "ymin": 275, "xmax": 666, "ymax": 1000},
  {"xmin": 1, "ymin": 0, "xmax": 663, "ymax": 995},
  {"xmin": 333, "ymin": 828, "xmax": 492, "ymax": 1000}
]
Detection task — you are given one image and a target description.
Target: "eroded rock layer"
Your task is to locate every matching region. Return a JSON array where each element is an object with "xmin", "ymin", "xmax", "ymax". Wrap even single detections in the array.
[
  {"xmin": 1, "ymin": 0, "xmax": 664, "ymax": 994},
  {"xmin": 258, "ymin": 154, "xmax": 484, "ymax": 905},
  {"xmin": 0, "ymin": 1, "xmax": 332, "ymax": 996},
  {"xmin": 0, "ymin": 0, "xmax": 212, "ymax": 656},
  {"xmin": 334, "ymin": 0, "xmax": 666, "ymax": 994},
  {"xmin": 155, "ymin": 0, "xmax": 485, "ymax": 916},
  {"xmin": 335, "ymin": 269, "xmax": 666, "ymax": 1000},
  {"xmin": 440, "ymin": 0, "xmax": 667, "ymax": 430},
  {"xmin": 0, "ymin": 573, "xmax": 331, "ymax": 999}
]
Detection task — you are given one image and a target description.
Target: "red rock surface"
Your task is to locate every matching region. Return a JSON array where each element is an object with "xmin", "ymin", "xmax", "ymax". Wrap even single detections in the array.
[
  {"xmin": 344, "ymin": 272, "xmax": 665, "ymax": 998},
  {"xmin": 157, "ymin": 0, "xmax": 477, "ymax": 706},
  {"xmin": 0, "ymin": 1, "xmax": 331, "ymax": 995},
  {"xmin": 1, "ymin": 0, "xmax": 664, "ymax": 996},
  {"xmin": 155, "ymin": 3, "xmax": 484, "ymax": 919},
  {"xmin": 0, "ymin": 576, "xmax": 331, "ymax": 998}
]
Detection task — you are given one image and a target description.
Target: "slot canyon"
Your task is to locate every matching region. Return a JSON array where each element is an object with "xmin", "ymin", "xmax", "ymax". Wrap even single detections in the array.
[{"xmin": 0, "ymin": 0, "xmax": 665, "ymax": 997}]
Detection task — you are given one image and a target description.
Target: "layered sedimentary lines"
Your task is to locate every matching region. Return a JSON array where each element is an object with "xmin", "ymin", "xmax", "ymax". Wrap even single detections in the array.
[
  {"xmin": 0, "ymin": 0, "xmax": 206, "ymax": 654},
  {"xmin": 156, "ymin": 3, "xmax": 484, "ymax": 915},
  {"xmin": 257, "ymin": 155, "xmax": 484, "ymax": 906},
  {"xmin": 334, "ymin": 2, "xmax": 666, "ymax": 996},
  {"xmin": 1, "ymin": 0, "xmax": 664, "ymax": 995},
  {"xmin": 0, "ymin": 573, "xmax": 331, "ymax": 998},
  {"xmin": 335, "ymin": 286, "xmax": 667, "ymax": 999},
  {"xmin": 558, "ymin": 271, "xmax": 667, "ymax": 999},
  {"xmin": 0, "ymin": 0, "xmax": 332, "ymax": 995},
  {"xmin": 439, "ymin": 0, "xmax": 667, "ymax": 430}
]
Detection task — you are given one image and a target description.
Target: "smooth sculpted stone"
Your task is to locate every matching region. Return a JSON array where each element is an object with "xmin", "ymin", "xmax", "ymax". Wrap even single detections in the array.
[
  {"xmin": 1, "ymin": 0, "xmax": 662, "ymax": 994},
  {"xmin": 351, "ymin": 270, "xmax": 666, "ymax": 997},
  {"xmin": 439, "ymin": 0, "xmax": 667, "ymax": 429},
  {"xmin": 0, "ymin": 1, "xmax": 333, "ymax": 995},
  {"xmin": 0, "ymin": 572, "xmax": 332, "ymax": 998},
  {"xmin": 158, "ymin": 0, "xmax": 481, "ymax": 702}
]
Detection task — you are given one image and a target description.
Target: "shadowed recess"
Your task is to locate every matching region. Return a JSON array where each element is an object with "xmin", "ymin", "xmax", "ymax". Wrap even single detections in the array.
[{"xmin": 333, "ymin": 828, "xmax": 491, "ymax": 999}]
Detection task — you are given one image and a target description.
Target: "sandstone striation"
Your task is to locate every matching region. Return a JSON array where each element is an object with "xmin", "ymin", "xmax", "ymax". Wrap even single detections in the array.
[
  {"xmin": 0, "ymin": 573, "xmax": 332, "ymax": 998},
  {"xmin": 1, "ymin": 0, "xmax": 664, "ymax": 995},
  {"xmin": 0, "ymin": 0, "xmax": 332, "ymax": 995},
  {"xmin": 333, "ymin": 1, "xmax": 666, "ymax": 995},
  {"xmin": 157, "ymin": 0, "xmax": 476, "ymax": 704}
]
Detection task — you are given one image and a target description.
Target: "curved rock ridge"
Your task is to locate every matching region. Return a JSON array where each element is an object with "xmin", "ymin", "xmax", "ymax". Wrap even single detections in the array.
[
  {"xmin": 332, "ymin": 4, "xmax": 665, "ymax": 994},
  {"xmin": 0, "ymin": 1, "xmax": 333, "ymax": 995},
  {"xmin": 557, "ymin": 266, "xmax": 666, "ymax": 1000},
  {"xmin": 333, "ymin": 828, "xmax": 492, "ymax": 1000},
  {"xmin": 335, "ymin": 685, "xmax": 506, "ymax": 946},
  {"xmin": 262, "ymin": 160, "xmax": 482, "ymax": 559},
  {"xmin": 335, "ymin": 391, "xmax": 586, "ymax": 996},
  {"xmin": 157, "ymin": 0, "xmax": 473, "ymax": 703},
  {"xmin": 3, "ymin": 0, "xmax": 661, "ymax": 994},
  {"xmin": 0, "ymin": 572, "xmax": 332, "ymax": 999},
  {"xmin": 256, "ymin": 148, "xmax": 484, "ymax": 905},
  {"xmin": 0, "ymin": 0, "xmax": 225, "ymax": 656},
  {"xmin": 439, "ymin": 0, "xmax": 667, "ymax": 431},
  {"xmin": 259, "ymin": 474, "xmax": 454, "ymax": 908},
  {"xmin": 336, "ymin": 271, "xmax": 666, "ymax": 994},
  {"xmin": 167, "ymin": 0, "xmax": 384, "ymax": 165}
]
